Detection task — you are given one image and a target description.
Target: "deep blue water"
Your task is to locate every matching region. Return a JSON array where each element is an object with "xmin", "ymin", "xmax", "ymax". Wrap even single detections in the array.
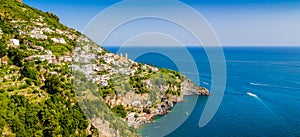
[{"xmin": 105, "ymin": 46, "xmax": 300, "ymax": 137}]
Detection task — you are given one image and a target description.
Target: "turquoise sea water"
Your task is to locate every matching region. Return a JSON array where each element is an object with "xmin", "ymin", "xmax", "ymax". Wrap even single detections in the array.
[{"xmin": 106, "ymin": 46, "xmax": 300, "ymax": 137}]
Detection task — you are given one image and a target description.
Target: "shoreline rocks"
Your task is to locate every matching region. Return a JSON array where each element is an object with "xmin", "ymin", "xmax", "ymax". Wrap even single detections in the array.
[{"xmin": 128, "ymin": 80, "xmax": 210, "ymax": 129}]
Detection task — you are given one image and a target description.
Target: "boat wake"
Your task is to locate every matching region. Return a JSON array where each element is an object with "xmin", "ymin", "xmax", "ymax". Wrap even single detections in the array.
[
  {"xmin": 247, "ymin": 92, "xmax": 274, "ymax": 112},
  {"xmin": 250, "ymin": 82, "xmax": 269, "ymax": 87},
  {"xmin": 201, "ymin": 81, "xmax": 209, "ymax": 85},
  {"xmin": 246, "ymin": 92, "xmax": 293, "ymax": 135}
]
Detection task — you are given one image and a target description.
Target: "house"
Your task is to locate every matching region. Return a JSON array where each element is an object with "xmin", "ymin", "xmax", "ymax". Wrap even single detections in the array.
[
  {"xmin": 18, "ymin": 30, "xmax": 26, "ymax": 36},
  {"xmin": 10, "ymin": 39, "xmax": 20, "ymax": 46},
  {"xmin": 77, "ymin": 37, "xmax": 89, "ymax": 42},
  {"xmin": 132, "ymin": 101, "xmax": 141, "ymax": 107},
  {"xmin": 101, "ymin": 75, "xmax": 110, "ymax": 81},
  {"xmin": 51, "ymin": 38, "xmax": 66, "ymax": 44},
  {"xmin": 0, "ymin": 57, "xmax": 8, "ymax": 66},
  {"xmin": 99, "ymin": 80, "xmax": 108, "ymax": 87},
  {"xmin": 67, "ymin": 35, "xmax": 74, "ymax": 40},
  {"xmin": 141, "ymin": 65, "xmax": 147, "ymax": 70},
  {"xmin": 92, "ymin": 75, "xmax": 101, "ymax": 83},
  {"xmin": 119, "ymin": 68, "xmax": 126, "ymax": 75},
  {"xmin": 126, "ymin": 112, "xmax": 136, "ymax": 126},
  {"xmin": 45, "ymin": 50, "xmax": 52, "ymax": 56},
  {"xmin": 35, "ymin": 46, "xmax": 44, "ymax": 51},
  {"xmin": 34, "ymin": 22, "xmax": 44, "ymax": 26},
  {"xmin": 41, "ymin": 27, "xmax": 53, "ymax": 33},
  {"xmin": 29, "ymin": 45, "xmax": 44, "ymax": 51},
  {"xmin": 69, "ymin": 65, "xmax": 79, "ymax": 70},
  {"xmin": 49, "ymin": 71, "xmax": 58, "ymax": 75},
  {"xmin": 104, "ymin": 56, "xmax": 114, "ymax": 64},
  {"xmin": 151, "ymin": 67, "xmax": 158, "ymax": 72},
  {"xmin": 56, "ymin": 29, "xmax": 63, "ymax": 34},
  {"xmin": 51, "ymin": 57, "xmax": 59, "ymax": 64},
  {"xmin": 59, "ymin": 56, "xmax": 72, "ymax": 62},
  {"xmin": 143, "ymin": 79, "xmax": 151, "ymax": 89},
  {"xmin": 64, "ymin": 56, "xmax": 72, "ymax": 62},
  {"xmin": 92, "ymin": 64, "xmax": 101, "ymax": 71},
  {"xmin": 81, "ymin": 65, "xmax": 93, "ymax": 75},
  {"xmin": 109, "ymin": 69, "xmax": 118, "ymax": 74}
]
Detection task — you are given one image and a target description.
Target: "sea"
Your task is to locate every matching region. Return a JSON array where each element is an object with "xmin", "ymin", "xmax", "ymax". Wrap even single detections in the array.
[{"xmin": 105, "ymin": 46, "xmax": 300, "ymax": 137}]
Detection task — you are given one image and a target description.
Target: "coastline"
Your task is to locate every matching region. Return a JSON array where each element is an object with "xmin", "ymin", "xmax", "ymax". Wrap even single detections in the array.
[{"xmin": 130, "ymin": 83, "xmax": 210, "ymax": 129}]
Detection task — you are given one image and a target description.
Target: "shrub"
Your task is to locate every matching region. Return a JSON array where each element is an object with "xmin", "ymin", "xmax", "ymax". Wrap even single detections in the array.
[{"xmin": 111, "ymin": 105, "xmax": 127, "ymax": 118}]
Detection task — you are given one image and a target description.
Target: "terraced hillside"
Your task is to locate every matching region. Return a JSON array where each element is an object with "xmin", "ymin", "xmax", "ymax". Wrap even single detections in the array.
[{"xmin": 0, "ymin": 0, "xmax": 209, "ymax": 136}]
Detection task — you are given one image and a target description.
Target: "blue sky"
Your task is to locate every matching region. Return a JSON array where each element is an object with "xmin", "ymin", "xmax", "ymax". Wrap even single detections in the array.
[{"xmin": 23, "ymin": 0, "xmax": 300, "ymax": 46}]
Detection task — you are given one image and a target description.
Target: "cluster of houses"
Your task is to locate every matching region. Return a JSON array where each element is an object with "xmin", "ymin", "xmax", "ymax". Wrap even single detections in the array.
[
  {"xmin": 4, "ymin": 17, "xmax": 80, "ymax": 65},
  {"xmin": 72, "ymin": 45, "xmax": 160, "ymax": 92},
  {"xmin": 90, "ymin": 74, "xmax": 110, "ymax": 86},
  {"xmin": 38, "ymin": 50, "xmax": 72, "ymax": 64},
  {"xmin": 125, "ymin": 100, "xmax": 157, "ymax": 128},
  {"xmin": 9, "ymin": 16, "xmax": 74, "ymax": 45},
  {"xmin": 30, "ymin": 27, "xmax": 48, "ymax": 39},
  {"xmin": 73, "ymin": 44, "xmax": 138, "ymax": 87},
  {"xmin": 29, "ymin": 27, "xmax": 68, "ymax": 44},
  {"xmin": 24, "ymin": 45, "xmax": 72, "ymax": 64},
  {"xmin": 71, "ymin": 62, "xmax": 111, "ymax": 87}
]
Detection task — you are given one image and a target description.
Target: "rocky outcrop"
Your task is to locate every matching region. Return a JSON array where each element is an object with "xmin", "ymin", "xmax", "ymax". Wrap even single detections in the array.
[
  {"xmin": 181, "ymin": 79, "xmax": 210, "ymax": 96},
  {"xmin": 87, "ymin": 117, "xmax": 120, "ymax": 137}
]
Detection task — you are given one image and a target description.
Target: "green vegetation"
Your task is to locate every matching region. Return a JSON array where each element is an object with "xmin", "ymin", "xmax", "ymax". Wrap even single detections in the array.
[
  {"xmin": 112, "ymin": 105, "xmax": 127, "ymax": 118},
  {"xmin": 158, "ymin": 68, "xmax": 182, "ymax": 96},
  {"xmin": 0, "ymin": 40, "xmax": 7, "ymax": 58},
  {"xmin": 129, "ymin": 76, "xmax": 150, "ymax": 94},
  {"xmin": 43, "ymin": 74, "xmax": 63, "ymax": 95},
  {"xmin": 0, "ymin": 93, "xmax": 88, "ymax": 137},
  {"xmin": 73, "ymin": 71, "xmax": 138, "ymax": 136},
  {"xmin": 7, "ymin": 47, "xmax": 26, "ymax": 67},
  {"xmin": 0, "ymin": 0, "xmax": 93, "ymax": 136},
  {"xmin": 21, "ymin": 63, "xmax": 37, "ymax": 79}
]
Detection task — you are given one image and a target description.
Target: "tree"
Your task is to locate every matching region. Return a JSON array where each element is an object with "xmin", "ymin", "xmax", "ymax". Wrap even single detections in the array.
[
  {"xmin": 111, "ymin": 105, "xmax": 127, "ymax": 118},
  {"xmin": 0, "ymin": 41, "xmax": 7, "ymax": 58},
  {"xmin": 21, "ymin": 63, "xmax": 37, "ymax": 79},
  {"xmin": 8, "ymin": 48, "xmax": 25, "ymax": 67},
  {"xmin": 44, "ymin": 75, "xmax": 62, "ymax": 94}
]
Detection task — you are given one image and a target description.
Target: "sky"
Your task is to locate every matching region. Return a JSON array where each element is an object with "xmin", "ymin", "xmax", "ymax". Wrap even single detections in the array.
[{"xmin": 23, "ymin": 0, "xmax": 300, "ymax": 46}]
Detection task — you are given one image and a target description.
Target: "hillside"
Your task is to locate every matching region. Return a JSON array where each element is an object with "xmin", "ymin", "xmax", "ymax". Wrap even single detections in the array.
[{"xmin": 0, "ymin": 0, "xmax": 209, "ymax": 136}]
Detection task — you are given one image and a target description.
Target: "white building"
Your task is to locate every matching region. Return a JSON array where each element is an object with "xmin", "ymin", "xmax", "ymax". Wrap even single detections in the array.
[
  {"xmin": 10, "ymin": 39, "xmax": 20, "ymax": 46},
  {"xmin": 51, "ymin": 38, "xmax": 67, "ymax": 44},
  {"xmin": 132, "ymin": 101, "xmax": 141, "ymax": 107},
  {"xmin": 151, "ymin": 67, "xmax": 159, "ymax": 72},
  {"xmin": 60, "ymin": 56, "xmax": 72, "ymax": 62},
  {"xmin": 41, "ymin": 27, "xmax": 54, "ymax": 33}
]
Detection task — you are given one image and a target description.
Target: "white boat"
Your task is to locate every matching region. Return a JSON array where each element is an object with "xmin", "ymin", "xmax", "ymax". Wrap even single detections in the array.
[{"xmin": 246, "ymin": 92, "xmax": 257, "ymax": 97}]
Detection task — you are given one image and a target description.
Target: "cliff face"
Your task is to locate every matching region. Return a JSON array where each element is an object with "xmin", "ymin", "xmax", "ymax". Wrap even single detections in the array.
[{"xmin": 0, "ymin": 0, "xmax": 209, "ymax": 136}]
